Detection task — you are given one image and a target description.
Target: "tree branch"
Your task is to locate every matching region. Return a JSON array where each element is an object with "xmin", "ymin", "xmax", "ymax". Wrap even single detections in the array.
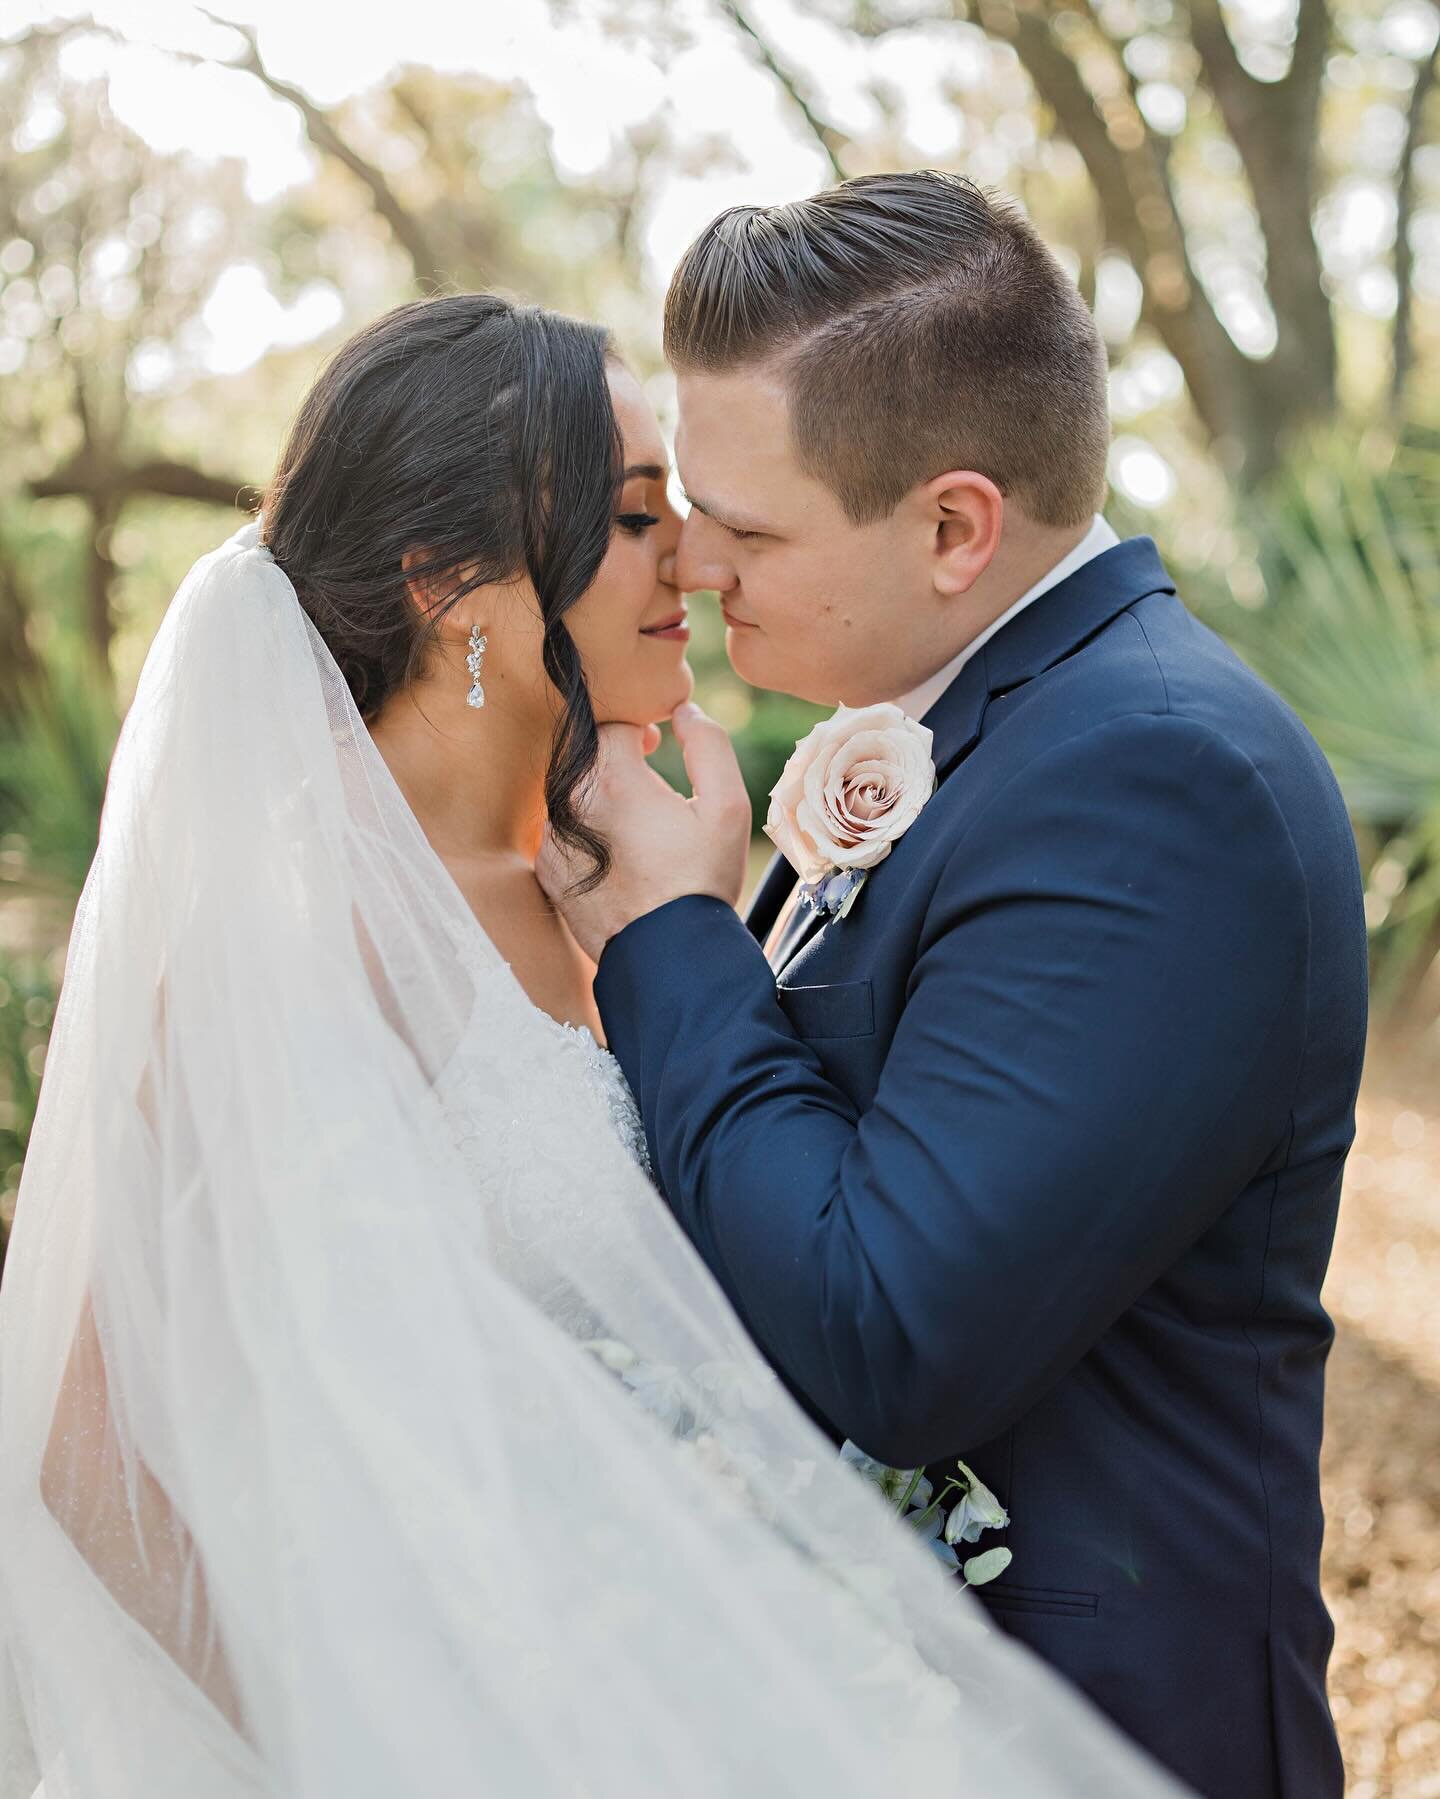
[
  {"xmin": 1185, "ymin": 0, "xmax": 1259, "ymax": 118},
  {"xmin": 1184, "ymin": 0, "xmax": 1335, "ymax": 419},
  {"xmin": 1187, "ymin": 0, "xmax": 1331, "ymax": 168},
  {"xmin": 29, "ymin": 453, "xmax": 259, "ymax": 511},
  {"xmin": 717, "ymin": 0, "xmax": 852, "ymax": 182},
  {"xmin": 1393, "ymin": 39, "xmax": 1440, "ymax": 411},
  {"xmin": 1287, "ymin": 0, "xmax": 1331, "ymax": 147},
  {"xmin": 198, "ymin": 10, "xmax": 448, "ymax": 291},
  {"xmin": 982, "ymin": 0, "xmax": 1258, "ymax": 458},
  {"xmin": 22, "ymin": 12, "xmax": 448, "ymax": 290}
]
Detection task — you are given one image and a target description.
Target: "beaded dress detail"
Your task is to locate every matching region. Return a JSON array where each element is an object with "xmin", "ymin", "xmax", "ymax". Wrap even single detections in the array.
[{"xmin": 542, "ymin": 1019, "xmax": 651, "ymax": 1175}]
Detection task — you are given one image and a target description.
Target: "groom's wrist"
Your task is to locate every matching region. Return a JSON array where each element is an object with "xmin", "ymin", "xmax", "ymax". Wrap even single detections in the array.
[
  {"xmin": 596, "ymin": 891, "xmax": 737, "ymax": 978},
  {"xmin": 595, "ymin": 894, "xmax": 754, "ymax": 1029},
  {"xmin": 594, "ymin": 895, "xmax": 736, "ymax": 1089}
]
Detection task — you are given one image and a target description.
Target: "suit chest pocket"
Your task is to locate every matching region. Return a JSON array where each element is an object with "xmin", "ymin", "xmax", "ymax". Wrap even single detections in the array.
[{"xmin": 776, "ymin": 979, "xmax": 875, "ymax": 1041}]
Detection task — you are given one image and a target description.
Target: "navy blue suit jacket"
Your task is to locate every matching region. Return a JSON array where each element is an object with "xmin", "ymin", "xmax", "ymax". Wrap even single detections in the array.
[{"xmin": 595, "ymin": 537, "xmax": 1367, "ymax": 1799}]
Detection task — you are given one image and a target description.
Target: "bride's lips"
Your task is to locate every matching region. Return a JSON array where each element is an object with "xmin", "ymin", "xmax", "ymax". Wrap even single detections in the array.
[{"xmin": 640, "ymin": 610, "xmax": 689, "ymax": 643}]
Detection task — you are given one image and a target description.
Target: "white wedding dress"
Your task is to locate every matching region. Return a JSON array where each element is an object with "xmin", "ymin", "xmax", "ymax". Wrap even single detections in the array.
[{"xmin": 0, "ymin": 524, "xmax": 1184, "ymax": 1798}]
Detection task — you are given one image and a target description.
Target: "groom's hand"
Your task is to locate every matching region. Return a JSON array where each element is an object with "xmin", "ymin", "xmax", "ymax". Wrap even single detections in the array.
[{"xmin": 536, "ymin": 702, "xmax": 751, "ymax": 961}]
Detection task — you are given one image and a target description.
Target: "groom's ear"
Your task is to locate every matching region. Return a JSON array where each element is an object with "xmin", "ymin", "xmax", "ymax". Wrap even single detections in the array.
[{"xmin": 924, "ymin": 471, "xmax": 1003, "ymax": 597}]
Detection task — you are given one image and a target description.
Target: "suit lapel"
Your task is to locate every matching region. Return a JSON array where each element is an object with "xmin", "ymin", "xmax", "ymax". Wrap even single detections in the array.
[
  {"xmin": 767, "ymin": 890, "xmax": 823, "ymax": 974},
  {"xmin": 919, "ymin": 651, "xmax": 992, "ymax": 784},
  {"xmin": 745, "ymin": 849, "xmax": 797, "ymax": 947}
]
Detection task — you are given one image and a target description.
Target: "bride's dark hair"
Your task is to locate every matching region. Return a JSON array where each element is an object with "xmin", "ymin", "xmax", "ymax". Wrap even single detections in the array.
[{"xmin": 261, "ymin": 291, "xmax": 623, "ymax": 884}]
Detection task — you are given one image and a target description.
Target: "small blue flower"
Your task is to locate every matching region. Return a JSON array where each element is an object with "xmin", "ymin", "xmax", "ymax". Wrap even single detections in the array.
[
  {"xmin": 908, "ymin": 1505, "xmax": 962, "ymax": 1571},
  {"xmin": 798, "ymin": 867, "xmax": 868, "ymax": 920},
  {"xmin": 820, "ymin": 870, "xmax": 853, "ymax": 911}
]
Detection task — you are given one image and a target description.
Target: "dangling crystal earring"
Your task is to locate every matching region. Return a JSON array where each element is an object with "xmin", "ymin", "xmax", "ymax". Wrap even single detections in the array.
[{"xmin": 465, "ymin": 626, "xmax": 487, "ymax": 709}]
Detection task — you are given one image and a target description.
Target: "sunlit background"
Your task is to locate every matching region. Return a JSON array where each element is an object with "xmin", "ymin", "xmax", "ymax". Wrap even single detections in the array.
[{"xmin": 1, "ymin": 2, "xmax": 1438, "ymax": 1791}]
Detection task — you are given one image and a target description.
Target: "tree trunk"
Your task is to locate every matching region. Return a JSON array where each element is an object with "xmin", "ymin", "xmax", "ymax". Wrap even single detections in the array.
[
  {"xmin": 990, "ymin": 0, "xmax": 1337, "ymax": 480},
  {"xmin": 85, "ymin": 494, "xmax": 120, "ymax": 684},
  {"xmin": 1393, "ymin": 44, "xmax": 1440, "ymax": 412},
  {"xmin": 1186, "ymin": 0, "xmax": 1337, "ymax": 456},
  {"xmin": 0, "ymin": 554, "xmax": 39, "ymax": 722}
]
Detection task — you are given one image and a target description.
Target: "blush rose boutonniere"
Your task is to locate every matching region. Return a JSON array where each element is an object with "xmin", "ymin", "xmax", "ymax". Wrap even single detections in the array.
[{"xmin": 765, "ymin": 703, "xmax": 937, "ymax": 922}]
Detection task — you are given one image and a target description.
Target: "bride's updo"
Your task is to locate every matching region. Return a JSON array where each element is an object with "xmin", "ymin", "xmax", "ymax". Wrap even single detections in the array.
[{"xmin": 261, "ymin": 291, "xmax": 622, "ymax": 880}]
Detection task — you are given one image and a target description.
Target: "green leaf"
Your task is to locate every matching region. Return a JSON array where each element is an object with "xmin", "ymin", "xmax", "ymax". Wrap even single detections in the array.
[{"xmin": 962, "ymin": 1547, "xmax": 1012, "ymax": 1588}]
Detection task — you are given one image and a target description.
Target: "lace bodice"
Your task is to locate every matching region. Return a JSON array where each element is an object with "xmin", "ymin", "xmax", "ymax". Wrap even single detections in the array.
[
  {"xmin": 434, "ymin": 980, "xmax": 651, "ymax": 1183},
  {"xmin": 539, "ymin": 1017, "xmax": 652, "ymax": 1175}
]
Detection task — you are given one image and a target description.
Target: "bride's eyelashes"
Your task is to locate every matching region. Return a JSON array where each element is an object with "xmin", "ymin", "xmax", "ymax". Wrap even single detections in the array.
[{"xmin": 616, "ymin": 512, "xmax": 661, "ymax": 536}]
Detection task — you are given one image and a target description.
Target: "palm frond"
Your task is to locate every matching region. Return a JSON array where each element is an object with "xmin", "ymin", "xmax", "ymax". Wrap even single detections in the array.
[
  {"xmin": 1224, "ymin": 428, "xmax": 1440, "ymax": 1004},
  {"xmin": 0, "ymin": 647, "xmax": 118, "ymax": 895}
]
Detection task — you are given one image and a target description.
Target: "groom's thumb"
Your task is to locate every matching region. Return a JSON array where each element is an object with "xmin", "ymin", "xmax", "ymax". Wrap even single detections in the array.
[{"xmin": 672, "ymin": 701, "xmax": 748, "ymax": 824}]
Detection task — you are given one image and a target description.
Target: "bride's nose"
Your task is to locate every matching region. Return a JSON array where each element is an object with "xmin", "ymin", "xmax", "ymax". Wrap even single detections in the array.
[{"xmin": 658, "ymin": 544, "xmax": 679, "ymax": 589}]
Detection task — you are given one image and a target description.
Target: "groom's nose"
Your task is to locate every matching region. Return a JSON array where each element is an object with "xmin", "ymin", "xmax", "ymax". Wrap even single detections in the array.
[{"xmin": 675, "ymin": 511, "xmax": 737, "ymax": 596}]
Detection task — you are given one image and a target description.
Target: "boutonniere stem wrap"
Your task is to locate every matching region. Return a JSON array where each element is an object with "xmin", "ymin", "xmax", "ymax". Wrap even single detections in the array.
[
  {"xmin": 766, "ymin": 703, "xmax": 937, "ymax": 921},
  {"xmin": 798, "ymin": 866, "xmax": 868, "ymax": 921}
]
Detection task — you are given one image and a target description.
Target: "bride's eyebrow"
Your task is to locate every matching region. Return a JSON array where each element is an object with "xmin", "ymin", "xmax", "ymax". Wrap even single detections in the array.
[{"xmin": 623, "ymin": 462, "xmax": 666, "ymax": 481}]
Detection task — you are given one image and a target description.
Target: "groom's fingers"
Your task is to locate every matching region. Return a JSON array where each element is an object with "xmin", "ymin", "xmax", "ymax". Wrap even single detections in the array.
[
  {"xmin": 589, "ymin": 722, "xmax": 657, "ymax": 805},
  {"xmin": 671, "ymin": 702, "xmax": 748, "ymax": 825},
  {"xmin": 596, "ymin": 721, "xmax": 653, "ymax": 765},
  {"xmin": 594, "ymin": 722, "xmax": 662, "ymax": 771},
  {"xmin": 580, "ymin": 723, "xmax": 679, "ymax": 831}
]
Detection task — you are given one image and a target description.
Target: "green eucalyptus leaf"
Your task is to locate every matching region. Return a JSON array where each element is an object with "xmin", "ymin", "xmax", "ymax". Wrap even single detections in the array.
[{"xmin": 962, "ymin": 1547, "xmax": 1012, "ymax": 1588}]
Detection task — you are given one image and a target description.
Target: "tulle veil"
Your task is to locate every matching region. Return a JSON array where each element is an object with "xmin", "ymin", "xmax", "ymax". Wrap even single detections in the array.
[{"xmin": 0, "ymin": 523, "xmax": 1183, "ymax": 1796}]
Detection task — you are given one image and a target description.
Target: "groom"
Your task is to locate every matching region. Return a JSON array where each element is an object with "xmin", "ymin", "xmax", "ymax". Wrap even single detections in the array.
[{"xmin": 538, "ymin": 173, "xmax": 1367, "ymax": 1799}]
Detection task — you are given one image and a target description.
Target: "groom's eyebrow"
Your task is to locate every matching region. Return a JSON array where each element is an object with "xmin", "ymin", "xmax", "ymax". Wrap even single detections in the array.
[{"xmin": 679, "ymin": 486, "xmax": 772, "ymax": 535}]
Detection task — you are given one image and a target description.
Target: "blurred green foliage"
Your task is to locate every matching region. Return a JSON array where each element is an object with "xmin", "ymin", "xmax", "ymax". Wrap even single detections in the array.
[
  {"xmin": 0, "ymin": 952, "xmax": 59, "ymax": 1279},
  {"xmin": 1217, "ymin": 425, "xmax": 1440, "ymax": 1007},
  {"xmin": 0, "ymin": 649, "xmax": 117, "ymax": 893}
]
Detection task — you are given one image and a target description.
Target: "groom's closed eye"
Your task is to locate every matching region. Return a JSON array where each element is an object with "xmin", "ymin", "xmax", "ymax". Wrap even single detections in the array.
[{"xmin": 680, "ymin": 488, "xmax": 770, "ymax": 542}]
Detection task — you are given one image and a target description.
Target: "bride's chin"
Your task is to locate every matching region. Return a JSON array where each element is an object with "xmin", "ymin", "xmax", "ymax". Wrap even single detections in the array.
[
  {"xmin": 593, "ymin": 661, "xmax": 695, "ymax": 733},
  {"xmin": 647, "ymin": 664, "xmax": 696, "ymax": 722}
]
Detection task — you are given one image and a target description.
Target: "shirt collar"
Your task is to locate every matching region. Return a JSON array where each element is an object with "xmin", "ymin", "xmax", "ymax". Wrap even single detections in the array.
[{"xmin": 892, "ymin": 513, "xmax": 1121, "ymax": 723}]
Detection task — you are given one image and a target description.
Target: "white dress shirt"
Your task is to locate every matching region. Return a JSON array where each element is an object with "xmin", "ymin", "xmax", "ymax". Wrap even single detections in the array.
[{"xmin": 892, "ymin": 513, "xmax": 1120, "ymax": 722}]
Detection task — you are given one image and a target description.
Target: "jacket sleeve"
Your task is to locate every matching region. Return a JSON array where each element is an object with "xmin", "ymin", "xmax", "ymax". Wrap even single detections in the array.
[{"xmin": 594, "ymin": 713, "xmax": 1310, "ymax": 1467}]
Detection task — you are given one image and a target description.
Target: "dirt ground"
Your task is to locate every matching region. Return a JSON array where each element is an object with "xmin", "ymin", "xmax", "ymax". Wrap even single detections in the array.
[{"xmin": 1322, "ymin": 1026, "xmax": 1440, "ymax": 1797}]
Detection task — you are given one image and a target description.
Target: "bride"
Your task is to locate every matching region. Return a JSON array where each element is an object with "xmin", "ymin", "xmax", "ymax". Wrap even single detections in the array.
[{"xmin": 0, "ymin": 292, "xmax": 1180, "ymax": 1798}]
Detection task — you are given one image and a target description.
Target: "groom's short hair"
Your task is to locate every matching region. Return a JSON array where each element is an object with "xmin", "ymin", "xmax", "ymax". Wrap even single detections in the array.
[{"xmin": 665, "ymin": 171, "xmax": 1110, "ymax": 529}]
